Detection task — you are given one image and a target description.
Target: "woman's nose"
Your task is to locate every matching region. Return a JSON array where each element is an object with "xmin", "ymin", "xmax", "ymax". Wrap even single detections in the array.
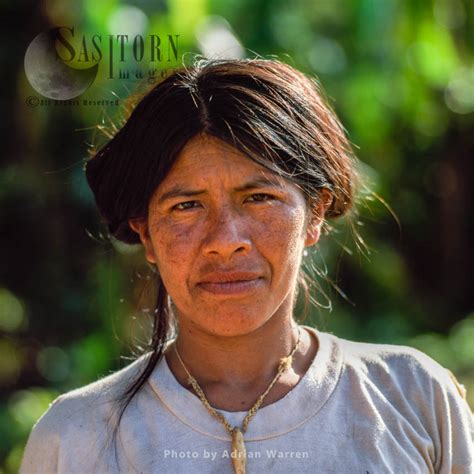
[{"xmin": 201, "ymin": 205, "xmax": 252, "ymax": 259}]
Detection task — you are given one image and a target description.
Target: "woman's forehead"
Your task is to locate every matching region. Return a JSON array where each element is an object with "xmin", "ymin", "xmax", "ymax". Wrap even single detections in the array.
[
  {"xmin": 163, "ymin": 135, "xmax": 284, "ymax": 185},
  {"xmin": 152, "ymin": 135, "xmax": 305, "ymax": 201},
  {"xmin": 175, "ymin": 134, "xmax": 260, "ymax": 169}
]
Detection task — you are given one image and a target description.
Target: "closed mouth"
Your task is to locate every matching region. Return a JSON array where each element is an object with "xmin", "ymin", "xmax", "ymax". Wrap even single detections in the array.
[{"xmin": 197, "ymin": 277, "xmax": 264, "ymax": 295}]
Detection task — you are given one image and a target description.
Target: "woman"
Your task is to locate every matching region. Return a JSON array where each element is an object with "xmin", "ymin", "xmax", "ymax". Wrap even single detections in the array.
[{"xmin": 21, "ymin": 58, "xmax": 473, "ymax": 473}]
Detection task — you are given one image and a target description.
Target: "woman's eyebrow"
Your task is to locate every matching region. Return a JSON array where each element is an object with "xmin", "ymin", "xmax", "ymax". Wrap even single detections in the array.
[
  {"xmin": 157, "ymin": 186, "xmax": 205, "ymax": 204},
  {"xmin": 157, "ymin": 175, "xmax": 284, "ymax": 204},
  {"xmin": 234, "ymin": 175, "xmax": 284, "ymax": 192}
]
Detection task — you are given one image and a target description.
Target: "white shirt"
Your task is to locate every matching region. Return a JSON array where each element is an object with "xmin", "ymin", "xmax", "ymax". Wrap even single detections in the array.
[{"xmin": 20, "ymin": 326, "xmax": 474, "ymax": 473}]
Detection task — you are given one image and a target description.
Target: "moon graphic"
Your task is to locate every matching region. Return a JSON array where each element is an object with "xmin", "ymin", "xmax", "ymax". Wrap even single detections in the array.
[{"xmin": 24, "ymin": 28, "xmax": 99, "ymax": 100}]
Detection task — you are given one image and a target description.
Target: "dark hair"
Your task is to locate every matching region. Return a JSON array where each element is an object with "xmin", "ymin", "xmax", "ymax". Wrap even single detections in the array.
[{"xmin": 84, "ymin": 57, "xmax": 358, "ymax": 451}]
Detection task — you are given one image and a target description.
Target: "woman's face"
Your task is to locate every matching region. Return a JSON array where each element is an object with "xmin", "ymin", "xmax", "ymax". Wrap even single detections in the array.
[{"xmin": 130, "ymin": 134, "xmax": 325, "ymax": 337}]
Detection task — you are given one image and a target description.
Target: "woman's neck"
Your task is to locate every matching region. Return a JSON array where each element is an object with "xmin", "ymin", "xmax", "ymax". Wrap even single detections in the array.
[{"xmin": 164, "ymin": 312, "xmax": 318, "ymax": 411}]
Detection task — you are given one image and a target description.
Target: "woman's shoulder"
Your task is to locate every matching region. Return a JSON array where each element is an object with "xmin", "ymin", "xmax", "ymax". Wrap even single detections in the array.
[
  {"xmin": 26, "ymin": 353, "xmax": 152, "ymax": 441},
  {"xmin": 325, "ymin": 331, "xmax": 470, "ymax": 405},
  {"xmin": 319, "ymin": 332, "xmax": 473, "ymax": 472},
  {"xmin": 20, "ymin": 353, "xmax": 154, "ymax": 473}
]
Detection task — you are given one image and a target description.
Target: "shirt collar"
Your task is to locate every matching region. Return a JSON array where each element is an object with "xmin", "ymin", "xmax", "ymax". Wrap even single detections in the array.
[{"xmin": 147, "ymin": 326, "xmax": 343, "ymax": 440}]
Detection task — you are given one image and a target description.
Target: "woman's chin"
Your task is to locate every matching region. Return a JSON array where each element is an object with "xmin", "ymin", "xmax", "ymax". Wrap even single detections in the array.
[{"xmin": 191, "ymin": 313, "xmax": 269, "ymax": 338}]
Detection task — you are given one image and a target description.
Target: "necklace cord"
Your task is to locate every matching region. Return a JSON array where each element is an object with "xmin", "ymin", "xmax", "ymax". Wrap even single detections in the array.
[{"xmin": 173, "ymin": 326, "xmax": 302, "ymax": 435}]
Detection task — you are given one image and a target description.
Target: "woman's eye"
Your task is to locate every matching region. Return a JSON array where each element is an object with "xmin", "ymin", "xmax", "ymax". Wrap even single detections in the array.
[
  {"xmin": 247, "ymin": 193, "xmax": 275, "ymax": 203},
  {"xmin": 172, "ymin": 201, "xmax": 199, "ymax": 211},
  {"xmin": 171, "ymin": 194, "xmax": 275, "ymax": 211}
]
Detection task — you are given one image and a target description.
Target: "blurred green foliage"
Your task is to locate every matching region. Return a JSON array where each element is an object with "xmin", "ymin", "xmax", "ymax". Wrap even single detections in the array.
[{"xmin": 1, "ymin": 0, "xmax": 473, "ymax": 471}]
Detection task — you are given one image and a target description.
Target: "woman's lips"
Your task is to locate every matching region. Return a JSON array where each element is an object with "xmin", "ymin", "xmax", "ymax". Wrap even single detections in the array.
[{"xmin": 197, "ymin": 278, "xmax": 264, "ymax": 295}]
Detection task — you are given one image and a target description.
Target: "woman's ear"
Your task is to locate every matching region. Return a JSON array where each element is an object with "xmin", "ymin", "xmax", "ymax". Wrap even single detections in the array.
[
  {"xmin": 304, "ymin": 189, "xmax": 333, "ymax": 247},
  {"xmin": 128, "ymin": 218, "xmax": 157, "ymax": 264}
]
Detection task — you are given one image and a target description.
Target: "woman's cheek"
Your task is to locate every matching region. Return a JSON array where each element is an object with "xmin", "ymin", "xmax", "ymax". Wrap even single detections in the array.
[
  {"xmin": 259, "ymin": 207, "xmax": 306, "ymax": 252},
  {"xmin": 151, "ymin": 219, "xmax": 195, "ymax": 268},
  {"xmin": 159, "ymin": 225, "xmax": 217, "ymax": 283}
]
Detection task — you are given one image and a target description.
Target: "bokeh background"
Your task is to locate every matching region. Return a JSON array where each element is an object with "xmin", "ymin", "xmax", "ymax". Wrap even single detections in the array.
[{"xmin": 1, "ymin": 0, "xmax": 473, "ymax": 471}]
